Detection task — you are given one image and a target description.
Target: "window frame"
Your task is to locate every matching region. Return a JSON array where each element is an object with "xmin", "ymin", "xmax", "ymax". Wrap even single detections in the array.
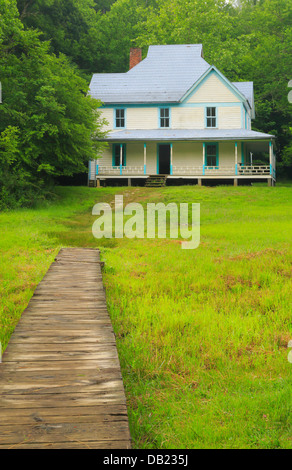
[
  {"xmin": 114, "ymin": 108, "xmax": 126, "ymax": 129},
  {"xmin": 159, "ymin": 107, "xmax": 170, "ymax": 128},
  {"xmin": 205, "ymin": 107, "xmax": 217, "ymax": 128},
  {"xmin": 204, "ymin": 142, "xmax": 219, "ymax": 168},
  {"xmin": 112, "ymin": 144, "xmax": 126, "ymax": 167}
]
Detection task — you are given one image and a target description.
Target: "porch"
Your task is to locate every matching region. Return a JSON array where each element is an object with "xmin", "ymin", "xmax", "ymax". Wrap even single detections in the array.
[{"xmin": 90, "ymin": 132, "xmax": 276, "ymax": 186}]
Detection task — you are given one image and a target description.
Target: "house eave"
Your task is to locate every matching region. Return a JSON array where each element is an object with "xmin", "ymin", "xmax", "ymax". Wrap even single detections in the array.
[{"xmin": 98, "ymin": 129, "xmax": 275, "ymax": 142}]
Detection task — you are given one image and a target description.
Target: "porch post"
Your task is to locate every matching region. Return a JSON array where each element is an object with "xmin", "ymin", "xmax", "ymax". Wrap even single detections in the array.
[
  {"xmin": 144, "ymin": 143, "xmax": 146, "ymax": 175},
  {"xmin": 202, "ymin": 143, "xmax": 205, "ymax": 175},
  {"xmin": 88, "ymin": 160, "xmax": 91, "ymax": 185},
  {"xmin": 269, "ymin": 141, "xmax": 273, "ymax": 175},
  {"xmin": 120, "ymin": 143, "xmax": 123, "ymax": 175},
  {"xmin": 170, "ymin": 143, "xmax": 173, "ymax": 175},
  {"xmin": 235, "ymin": 142, "xmax": 238, "ymax": 175}
]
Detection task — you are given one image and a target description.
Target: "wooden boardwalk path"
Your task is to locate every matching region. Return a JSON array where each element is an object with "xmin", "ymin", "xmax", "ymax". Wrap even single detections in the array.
[{"xmin": 0, "ymin": 248, "xmax": 131, "ymax": 449}]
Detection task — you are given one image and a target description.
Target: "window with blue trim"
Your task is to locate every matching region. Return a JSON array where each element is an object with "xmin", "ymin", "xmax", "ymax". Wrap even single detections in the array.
[
  {"xmin": 205, "ymin": 143, "xmax": 218, "ymax": 167},
  {"xmin": 206, "ymin": 107, "xmax": 217, "ymax": 128},
  {"xmin": 160, "ymin": 108, "xmax": 170, "ymax": 128},
  {"xmin": 113, "ymin": 144, "xmax": 126, "ymax": 166},
  {"xmin": 115, "ymin": 109, "xmax": 125, "ymax": 128}
]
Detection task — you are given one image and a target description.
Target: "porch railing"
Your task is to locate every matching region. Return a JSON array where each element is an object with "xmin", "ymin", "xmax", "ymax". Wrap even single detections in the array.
[
  {"xmin": 97, "ymin": 165, "xmax": 144, "ymax": 175},
  {"xmin": 172, "ymin": 166, "xmax": 202, "ymax": 175},
  {"xmin": 172, "ymin": 165, "xmax": 264, "ymax": 176},
  {"xmin": 238, "ymin": 165, "xmax": 270, "ymax": 175},
  {"xmin": 96, "ymin": 164, "xmax": 273, "ymax": 177},
  {"xmin": 204, "ymin": 166, "xmax": 235, "ymax": 175}
]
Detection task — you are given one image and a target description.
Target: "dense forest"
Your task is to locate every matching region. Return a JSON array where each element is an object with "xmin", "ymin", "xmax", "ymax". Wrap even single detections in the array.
[{"xmin": 0, "ymin": 0, "xmax": 292, "ymax": 207}]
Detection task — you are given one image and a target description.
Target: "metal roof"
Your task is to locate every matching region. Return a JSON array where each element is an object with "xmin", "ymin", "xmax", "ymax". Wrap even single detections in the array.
[
  {"xmin": 90, "ymin": 45, "xmax": 210, "ymax": 103},
  {"xmin": 101, "ymin": 129, "xmax": 274, "ymax": 142},
  {"xmin": 233, "ymin": 81, "xmax": 254, "ymax": 116}
]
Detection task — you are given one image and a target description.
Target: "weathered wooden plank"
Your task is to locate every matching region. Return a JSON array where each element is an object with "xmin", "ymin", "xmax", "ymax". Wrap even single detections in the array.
[
  {"xmin": 0, "ymin": 378, "xmax": 124, "ymax": 395},
  {"xmin": 2, "ymin": 349, "xmax": 119, "ymax": 363},
  {"xmin": 9, "ymin": 334, "xmax": 114, "ymax": 344},
  {"xmin": 0, "ymin": 440, "xmax": 131, "ymax": 449},
  {"xmin": 0, "ymin": 423, "xmax": 131, "ymax": 446},
  {"xmin": 3, "ymin": 342, "xmax": 116, "ymax": 353},
  {"xmin": 22, "ymin": 308, "xmax": 109, "ymax": 314},
  {"xmin": 0, "ymin": 391, "xmax": 127, "ymax": 408},
  {"xmin": 18, "ymin": 317, "xmax": 112, "ymax": 324},
  {"xmin": 0, "ymin": 248, "xmax": 131, "ymax": 449},
  {"xmin": 13, "ymin": 324, "xmax": 115, "ymax": 332},
  {"xmin": 0, "ymin": 358, "xmax": 121, "ymax": 372},
  {"xmin": 0, "ymin": 368, "xmax": 122, "ymax": 382},
  {"xmin": 21, "ymin": 317, "xmax": 111, "ymax": 324},
  {"xmin": 0, "ymin": 404, "xmax": 128, "ymax": 422}
]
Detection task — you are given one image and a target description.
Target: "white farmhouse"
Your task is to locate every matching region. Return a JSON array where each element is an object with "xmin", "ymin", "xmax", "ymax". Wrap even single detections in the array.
[{"xmin": 88, "ymin": 44, "xmax": 276, "ymax": 186}]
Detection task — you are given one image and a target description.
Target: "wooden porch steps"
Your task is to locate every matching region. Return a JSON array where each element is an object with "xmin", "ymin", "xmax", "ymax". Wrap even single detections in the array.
[
  {"xmin": 145, "ymin": 175, "xmax": 167, "ymax": 187},
  {"xmin": 0, "ymin": 248, "xmax": 131, "ymax": 449}
]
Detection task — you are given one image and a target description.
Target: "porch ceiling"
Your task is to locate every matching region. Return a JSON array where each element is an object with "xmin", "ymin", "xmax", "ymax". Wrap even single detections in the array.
[{"xmin": 101, "ymin": 128, "xmax": 275, "ymax": 142}]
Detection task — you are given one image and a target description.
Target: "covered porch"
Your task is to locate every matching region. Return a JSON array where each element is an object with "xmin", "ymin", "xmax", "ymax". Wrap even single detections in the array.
[{"xmin": 90, "ymin": 129, "xmax": 276, "ymax": 186}]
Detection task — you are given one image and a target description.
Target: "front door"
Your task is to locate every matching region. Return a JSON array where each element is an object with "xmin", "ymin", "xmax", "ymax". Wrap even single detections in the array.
[{"xmin": 158, "ymin": 144, "xmax": 170, "ymax": 174}]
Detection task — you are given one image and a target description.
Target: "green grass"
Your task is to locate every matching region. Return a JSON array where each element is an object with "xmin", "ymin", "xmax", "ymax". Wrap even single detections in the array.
[{"xmin": 0, "ymin": 184, "xmax": 291, "ymax": 449}]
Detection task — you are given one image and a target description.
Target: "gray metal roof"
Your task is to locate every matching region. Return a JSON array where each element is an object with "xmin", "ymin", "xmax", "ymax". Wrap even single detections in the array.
[
  {"xmin": 233, "ymin": 81, "xmax": 254, "ymax": 116},
  {"xmin": 101, "ymin": 128, "xmax": 274, "ymax": 142},
  {"xmin": 90, "ymin": 45, "xmax": 210, "ymax": 103}
]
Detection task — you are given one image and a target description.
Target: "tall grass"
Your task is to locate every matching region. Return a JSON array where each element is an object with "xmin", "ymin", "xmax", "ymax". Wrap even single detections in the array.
[{"xmin": 0, "ymin": 184, "xmax": 291, "ymax": 448}]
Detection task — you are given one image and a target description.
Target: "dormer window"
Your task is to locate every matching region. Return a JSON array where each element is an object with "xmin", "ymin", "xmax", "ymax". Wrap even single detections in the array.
[
  {"xmin": 159, "ymin": 108, "xmax": 170, "ymax": 128},
  {"xmin": 206, "ymin": 107, "xmax": 217, "ymax": 128},
  {"xmin": 115, "ymin": 108, "xmax": 125, "ymax": 128}
]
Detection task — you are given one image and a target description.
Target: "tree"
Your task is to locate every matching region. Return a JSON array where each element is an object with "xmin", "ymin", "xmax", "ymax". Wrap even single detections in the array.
[
  {"xmin": 16, "ymin": 0, "xmax": 102, "ymax": 73},
  {"xmin": 0, "ymin": 0, "xmax": 107, "ymax": 208}
]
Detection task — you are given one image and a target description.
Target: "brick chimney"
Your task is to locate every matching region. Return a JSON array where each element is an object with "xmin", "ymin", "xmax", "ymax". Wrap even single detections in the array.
[{"xmin": 129, "ymin": 48, "xmax": 142, "ymax": 70}]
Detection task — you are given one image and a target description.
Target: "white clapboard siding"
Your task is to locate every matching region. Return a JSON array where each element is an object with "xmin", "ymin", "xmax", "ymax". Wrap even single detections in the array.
[
  {"xmin": 127, "ymin": 108, "xmax": 157, "ymax": 130},
  {"xmin": 100, "ymin": 108, "xmax": 114, "ymax": 129},
  {"xmin": 171, "ymin": 107, "xmax": 204, "ymax": 129},
  {"xmin": 218, "ymin": 107, "xmax": 242, "ymax": 129},
  {"xmin": 218, "ymin": 142, "xmax": 236, "ymax": 168},
  {"xmin": 98, "ymin": 146, "xmax": 113, "ymax": 166},
  {"xmin": 100, "ymin": 107, "xmax": 158, "ymax": 131},
  {"xmin": 187, "ymin": 73, "xmax": 240, "ymax": 103},
  {"xmin": 100, "ymin": 104, "xmax": 243, "ymax": 131},
  {"xmin": 89, "ymin": 159, "xmax": 96, "ymax": 179},
  {"xmin": 172, "ymin": 142, "xmax": 203, "ymax": 166}
]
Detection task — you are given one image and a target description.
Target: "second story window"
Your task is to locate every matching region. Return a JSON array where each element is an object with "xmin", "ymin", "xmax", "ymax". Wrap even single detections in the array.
[
  {"xmin": 160, "ymin": 108, "xmax": 170, "ymax": 128},
  {"xmin": 115, "ymin": 108, "xmax": 125, "ymax": 128},
  {"xmin": 206, "ymin": 107, "xmax": 217, "ymax": 128}
]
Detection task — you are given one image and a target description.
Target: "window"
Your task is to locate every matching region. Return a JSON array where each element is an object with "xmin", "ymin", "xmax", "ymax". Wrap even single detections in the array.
[
  {"xmin": 205, "ymin": 143, "xmax": 218, "ymax": 167},
  {"xmin": 206, "ymin": 107, "xmax": 217, "ymax": 128},
  {"xmin": 112, "ymin": 144, "xmax": 126, "ymax": 166},
  {"xmin": 115, "ymin": 109, "xmax": 125, "ymax": 128},
  {"xmin": 160, "ymin": 108, "xmax": 170, "ymax": 128}
]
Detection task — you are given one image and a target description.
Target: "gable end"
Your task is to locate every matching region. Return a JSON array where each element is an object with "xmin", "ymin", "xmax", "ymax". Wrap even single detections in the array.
[{"xmin": 181, "ymin": 67, "xmax": 247, "ymax": 104}]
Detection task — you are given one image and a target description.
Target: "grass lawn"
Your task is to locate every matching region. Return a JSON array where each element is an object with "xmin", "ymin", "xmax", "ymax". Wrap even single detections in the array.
[{"xmin": 0, "ymin": 184, "xmax": 291, "ymax": 449}]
